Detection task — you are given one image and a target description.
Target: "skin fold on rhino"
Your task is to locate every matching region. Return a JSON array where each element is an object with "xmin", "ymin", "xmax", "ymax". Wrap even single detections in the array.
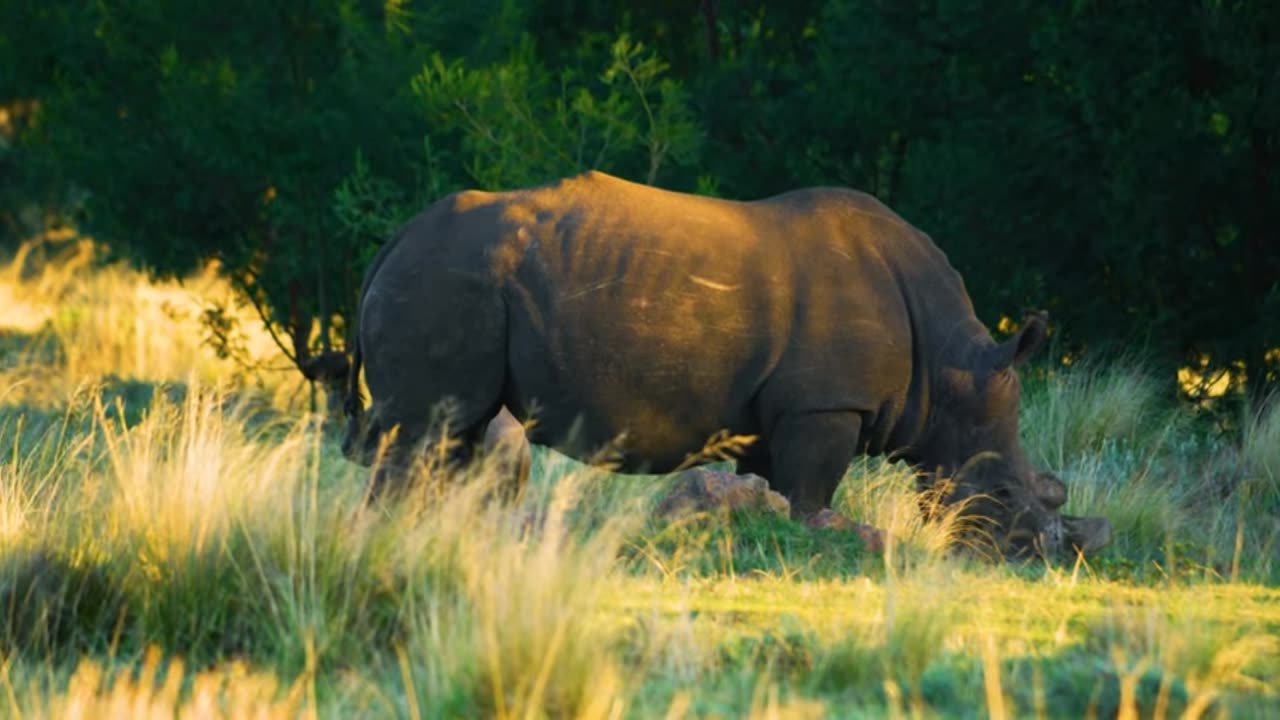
[{"xmin": 342, "ymin": 171, "xmax": 1110, "ymax": 560}]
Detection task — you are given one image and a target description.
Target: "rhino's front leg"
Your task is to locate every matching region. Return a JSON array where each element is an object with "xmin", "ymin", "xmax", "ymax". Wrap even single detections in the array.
[{"xmin": 767, "ymin": 411, "xmax": 863, "ymax": 520}]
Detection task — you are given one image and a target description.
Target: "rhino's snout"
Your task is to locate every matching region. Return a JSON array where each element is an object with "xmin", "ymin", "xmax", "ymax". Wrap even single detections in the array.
[
  {"xmin": 1025, "ymin": 513, "xmax": 1112, "ymax": 560},
  {"xmin": 1037, "ymin": 514, "xmax": 1068, "ymax": 558},
  {"xmin": 1063, "ymin": 515, "xmax": 1112, "ymax": 555}
]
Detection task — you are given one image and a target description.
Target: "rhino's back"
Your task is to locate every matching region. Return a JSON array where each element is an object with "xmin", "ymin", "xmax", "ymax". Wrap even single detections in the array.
[{"xmin": 428, "ymin": 172, "xmax": 925, "ymax": 467}]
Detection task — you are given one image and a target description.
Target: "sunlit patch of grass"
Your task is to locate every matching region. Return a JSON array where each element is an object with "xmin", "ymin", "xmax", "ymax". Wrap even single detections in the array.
[
  {"xmin": 394, "ymin": 471, "xmax": 644, "ymax": 717},
  {"xmin": 625, "ymin": 508, "xmax": 872, "ymax": 582},
  {"xmin": 0, "ymin": 382, "xmax": 367, "ymax": 665},
  {"xmin": 1, "ymin": 378, "xmax": 655, "ymax": 714},
  {"xmin": 0, "ymin": 237, "xmax": 291, "ymax": 407},
  {"xmin": 609, "ymin": 572, "xmax": 1280, "ymax": 717},
  {"xmin": 834, "ymin": 457, "xmax": 985, "ymax": 571},
  {"xmin": 808, "ymin": 572, "xmax": 961, "ymax": 714},
  {"xmin": 1079, "ymin": 597, "xmax": 1280, "ymax": 718},
  {"xmin": 2, "ymin": 233, "xmax": 1279, "ymax": 715}
]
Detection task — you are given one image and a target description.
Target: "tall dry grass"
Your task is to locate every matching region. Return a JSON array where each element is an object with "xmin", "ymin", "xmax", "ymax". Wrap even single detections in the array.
[
  {"xmin": 0, "ymin": 381, "xmax": 654, "ymax": 716},
  {"xmin": 1, "ymin": 234, "xmax": 290, "ymax": 406},
  {"xmin": 1, "ymin": 236, "xmax": 1277, "ymax": 716},
  {"xmin": 1242, "ymin": 397, "xmax": 1280, "ymax": 508}
]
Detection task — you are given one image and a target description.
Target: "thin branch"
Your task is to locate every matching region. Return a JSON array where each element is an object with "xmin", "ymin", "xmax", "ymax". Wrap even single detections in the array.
[{"xmin": 229, "ymin": 269, "xmax": 299, "ymax": 366}]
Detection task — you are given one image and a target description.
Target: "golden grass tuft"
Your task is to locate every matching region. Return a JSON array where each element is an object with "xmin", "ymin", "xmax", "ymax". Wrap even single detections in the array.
[
  {"xmin": 834, "ymin": 458, "xmax": 989, "ymax": 570},
  {"xmin": 2, "ymin": 231, "xmax": 1278, "ymax": 716},
  {"xmin": 1, "ymin": 236, "xmax": 290, "ymax": 406},
  {"xmin": 391, "ymin": 461, "xmax": 647, "ymax": 719},
  {"xmin": 6, "ymin": 646, "xmax": 311, "ymax": 719}
]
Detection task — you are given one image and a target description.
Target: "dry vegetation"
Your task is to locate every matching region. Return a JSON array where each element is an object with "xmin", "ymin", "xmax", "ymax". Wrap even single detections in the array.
[{"xmin": 0, "ymin": 238, "xmax": 1277, "ymax": 718}]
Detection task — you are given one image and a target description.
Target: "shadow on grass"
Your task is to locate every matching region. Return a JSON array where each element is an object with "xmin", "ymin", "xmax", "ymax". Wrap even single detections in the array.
[
  {"xmin": 524, "ymin": 448, "xmax": 876, "ymax": 581},
  {"xmin": 624, "ymin": 510, "xmax": 873, "ymax": 581},
  {"xmin": 631, "ymin": 620, "xmax": 1273, "ymax": 719},
  {"xmin": 0, "ymin": 326, "xmax": 63, "ymax": 369},
  {"xmin": 0, "ymin": 549, "xmax": 124, "ymax": 661},
  {"xmin": 0, "ymin": 532, "xmax": 411, "ymax": 671}
]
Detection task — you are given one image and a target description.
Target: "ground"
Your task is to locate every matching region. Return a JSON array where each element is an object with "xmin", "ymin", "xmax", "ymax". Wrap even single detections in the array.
[{"xmin": 0, "ymin": 237, "xmax": 1276, "ymax": 718}]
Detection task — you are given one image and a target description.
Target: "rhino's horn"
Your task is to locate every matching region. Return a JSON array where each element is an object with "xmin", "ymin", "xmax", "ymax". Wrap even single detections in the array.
[{"xmin": 1062, "ymin": 515, "xmax": 1112, "ymax": 555}]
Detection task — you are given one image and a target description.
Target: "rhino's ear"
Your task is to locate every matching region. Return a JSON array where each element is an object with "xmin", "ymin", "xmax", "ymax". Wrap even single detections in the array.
[{"xmin": 992, "ymin": 310, "xmax": 1047, "ymax": 370}]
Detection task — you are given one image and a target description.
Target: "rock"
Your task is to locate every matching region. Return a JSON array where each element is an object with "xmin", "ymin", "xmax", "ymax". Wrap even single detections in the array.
[
  {"xmin": 652, "ymin": 470, "xmax": 886, "ymax": 555},
  {"xmin": 807, "ymin": 509, "xmax": 886, "ymax": 554},
  {"xmin": 654, "ymin": 468, "xmax": 790, "ymax": 520}
]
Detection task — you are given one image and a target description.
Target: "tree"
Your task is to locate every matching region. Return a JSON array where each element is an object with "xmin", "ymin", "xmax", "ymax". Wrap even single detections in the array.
[
  {"xmin": 11, "ymin": 0, "xmax": 500, "ymax": 398},
  {"xmin": 0, "ymin": 1, "xmax": 99, "ymax": 246},
  {"xmin": 795, "ymin": 0, "xmax": 1279, "ymax": 398},
  {"xmin": 7, "ymin": 0, "xmax": 1276, "ymax": 402},
  {"xmin": 412, "ymin": 34, "xmax": 702, "ymax": 191}
]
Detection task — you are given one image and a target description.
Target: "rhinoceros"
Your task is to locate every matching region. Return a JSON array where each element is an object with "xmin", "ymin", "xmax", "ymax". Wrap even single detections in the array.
[{"xmin": 342, "ymin": 171, "xmax": 1110, "ymax": 558}]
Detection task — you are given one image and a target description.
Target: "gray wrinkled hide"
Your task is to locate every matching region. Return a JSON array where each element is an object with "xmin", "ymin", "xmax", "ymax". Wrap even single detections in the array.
[{"xmin": 343, "ymin": 171, "xmax": 1110, "ymax": 558}]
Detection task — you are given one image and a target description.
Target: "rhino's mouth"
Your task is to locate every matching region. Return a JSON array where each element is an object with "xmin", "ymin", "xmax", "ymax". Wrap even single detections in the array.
[
  {"xmin": 1014, "ymin": 472, "xmax": 1111, "ymax": 560},
  {"xmin": 1010, "ymin": 512, "xmax": 1112, "ymax": 560},
  {"xmin": 1061, "ymin": 514, "xmax": 1112, "ymax": 554},
  {"xmin": 974, "ymin": 472, "xmax": 1112, "ymax": 560}
]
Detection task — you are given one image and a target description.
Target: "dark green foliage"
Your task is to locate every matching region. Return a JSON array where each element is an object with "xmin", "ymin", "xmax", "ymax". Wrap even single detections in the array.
[
  {"xmin": 412, "ymin": 33, "xmax": 701, "ymax": 189},
  {"xmin": 0, "ymin": 327, "xmax": 62, "ymax": 369},
  {"xmin": 4, "ymin": 0, "xmax": 1276, "ymax": 395},
  {"xmin": 2, "ymin": 0, "xmax": 466, "ymax": 368}
]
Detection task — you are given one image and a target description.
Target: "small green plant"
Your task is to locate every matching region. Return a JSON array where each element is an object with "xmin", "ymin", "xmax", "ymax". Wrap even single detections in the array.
[
  {"xmin": 1242, "ymin": 397, "xmax": 1280, "ymax": 510},
  {"xmin": 412, "ymin": 34, "xmax": 702, "ymax": 190},
  {"xmin": 1020, "ymin": 358, "xmax": 1181, "ymax": 469}
]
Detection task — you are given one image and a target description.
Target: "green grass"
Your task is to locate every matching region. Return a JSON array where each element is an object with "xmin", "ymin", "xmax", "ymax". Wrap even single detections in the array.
[{"xmin": 0, "ymin": 245, "xmax": 1277, "ymax": 717}]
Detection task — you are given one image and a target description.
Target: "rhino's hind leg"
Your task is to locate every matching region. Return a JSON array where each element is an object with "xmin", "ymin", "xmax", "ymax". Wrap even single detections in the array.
[
  {"xmin": 366, "ymin": 420, "xmax": 425, "ymax": 502},
  {"xmin": 367, "ymin": 409, "xmax": 497, "ymax": 502},
  {"xmin": 360, "ymin": 280, "xmax": 509, "ymax": 501},
  {"xmin": 767, "ymin": 412, "xmax": 863, "ymax": 521}
]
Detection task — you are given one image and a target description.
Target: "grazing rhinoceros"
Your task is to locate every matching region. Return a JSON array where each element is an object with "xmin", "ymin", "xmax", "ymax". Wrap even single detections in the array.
[{"xmin": 342, "ymin": 171, "xmax": 1110, "ymax": 558}]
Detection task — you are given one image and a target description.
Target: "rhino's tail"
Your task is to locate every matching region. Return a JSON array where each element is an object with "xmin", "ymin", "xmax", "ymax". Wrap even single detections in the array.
[
  {"xmin": 345, "ymin": 223, "xmax": 416, "ymax": 424},
  {"xmin": 344, "ymin": 335, "xmax": 365, "ymax": 420}
]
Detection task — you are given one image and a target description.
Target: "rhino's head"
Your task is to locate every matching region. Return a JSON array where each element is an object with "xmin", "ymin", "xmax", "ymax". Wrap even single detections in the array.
[{"xmin": 913, "ymin": 312, "xmax": 1110, "ymax": 559}]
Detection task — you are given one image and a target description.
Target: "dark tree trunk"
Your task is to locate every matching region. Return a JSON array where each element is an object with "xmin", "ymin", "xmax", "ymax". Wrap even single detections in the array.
[{"xmin": 701, "ymin": 1, "xmax": 720, "ymax": 60}]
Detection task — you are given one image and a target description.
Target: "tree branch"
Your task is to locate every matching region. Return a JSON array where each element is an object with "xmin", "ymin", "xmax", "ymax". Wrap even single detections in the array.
[{"xmin": 229, "ymin": 269, "xmax": 299, "ymax": 367}]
